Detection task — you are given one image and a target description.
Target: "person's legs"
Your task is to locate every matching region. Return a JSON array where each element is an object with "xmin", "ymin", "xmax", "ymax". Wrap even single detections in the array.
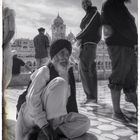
[
  {"xmin": 41, "ymin": 77, "xmax": 90, "ymax": 139},
  {"xmin": 37, "ymin": 77, "xmax": 69, "ymax": 140},
  {"xmin": 79, "ymin": 44, "xmax": 97, "ymax": 101},
  {"xmin": 89, "ymin": 47, "xmax": 97, "ymax": 101},
  {"xmin": 42, "ymin": 77, "xmax": 68, "ymax": 120},
  {"xmin": 125, "ymin": 92, "xmax": 137, "ymax": 111},
  {"xmin": 108, "ymin": 46, "xmax": 131, "ymax": 116},
  {"xmin": 123, "ymin": 48, "xmax": 138, "ymax": 111},
  {"xmin": 51, "ymin": 112, "xmax": 90, "ymax": 139},
  {"xmin": 110, "ymin": 89, "xmax": 122, "ymax": 114}
]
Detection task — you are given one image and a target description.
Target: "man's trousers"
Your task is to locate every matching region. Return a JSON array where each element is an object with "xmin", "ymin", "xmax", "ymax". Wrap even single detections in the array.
[
  {"xmin": 79, "ymin": 43, "xmax": 97, "ymax": 100},
  {"xmin": 16, "ymin": 77, "xmax": 90, "ymax": 140}
]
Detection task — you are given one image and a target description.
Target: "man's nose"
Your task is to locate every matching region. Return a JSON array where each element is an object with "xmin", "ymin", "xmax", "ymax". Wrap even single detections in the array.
[{"xmin": 62, "ymin": 53, "xmax": 69, "ymax": 58}]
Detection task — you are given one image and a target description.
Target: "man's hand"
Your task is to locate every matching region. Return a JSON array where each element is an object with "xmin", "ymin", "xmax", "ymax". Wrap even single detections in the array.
[
  {"xmin": 40, "ymin": 124, "xmax": 59, "ymax": 140},
  {"xmin": 76, "ymin": 39, "xmax": 82, "ymax": 47}
]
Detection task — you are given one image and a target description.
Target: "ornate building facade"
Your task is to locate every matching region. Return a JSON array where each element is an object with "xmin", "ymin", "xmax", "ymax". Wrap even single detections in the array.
[
  {"xmin": 11, "ymin": 14, "xmax": 111, "ymax": 79},
  {"xmin": 51, "ymin": 14, "xmax": 66, "ymax": 42},
  {"xmin": 96, "ymin": 40, "xmax": 112, "ymax": 79},
  {"xmin": 51, "ymin": 14, "xmax": 76, "ymax": 44}
]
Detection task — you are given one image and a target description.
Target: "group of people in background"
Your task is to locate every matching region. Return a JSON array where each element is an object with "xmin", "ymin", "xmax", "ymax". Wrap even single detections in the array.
[{"xmin": 3, "ymin": 0, "xmax": 138, "ymax": 140}]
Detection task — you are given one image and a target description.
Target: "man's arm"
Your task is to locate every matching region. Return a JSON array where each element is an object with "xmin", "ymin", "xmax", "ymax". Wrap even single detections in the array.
[
  {"xmin": 27, "ymin": 66, "xmax": 50, "ymax": 128},
  {"xmin": 33, "ymin": 36, "xmax": 38, "ymax": 49},
  {"xmin": 76, "ymin": 10, "xmax": 99, "ymax": 40},
  {"xmin": 45, "ymin": 36, "xmax": 50, "ymax": 48},
  {"xmin": 45, "ymin": 36, "xmax": 50, "ymax": 55}
]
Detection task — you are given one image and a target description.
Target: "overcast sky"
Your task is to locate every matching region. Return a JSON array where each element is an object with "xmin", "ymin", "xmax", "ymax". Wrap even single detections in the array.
[{"xmin": 4, "ymin": 0, "xmax": 138, "ymax": 39}]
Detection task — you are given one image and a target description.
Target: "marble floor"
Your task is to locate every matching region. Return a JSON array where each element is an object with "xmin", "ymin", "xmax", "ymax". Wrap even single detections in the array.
[
  {"xmin": 5, "ymin": 81, "xmax": 138, "ymax": 140},
  {"xmin": 75, "ymin": 81, "xmax": 138, "ymax": 140}
]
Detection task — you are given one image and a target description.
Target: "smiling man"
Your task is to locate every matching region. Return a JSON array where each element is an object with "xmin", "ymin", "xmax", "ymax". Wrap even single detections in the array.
[{"xmin": 16, "ymin": 39, "xmax": 90, "ymax": 140}]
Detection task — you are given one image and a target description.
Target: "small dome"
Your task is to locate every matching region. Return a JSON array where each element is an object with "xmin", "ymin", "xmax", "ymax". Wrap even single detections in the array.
[
  {"xmin": 53, "ymin": 14, "xmax": 64, "ymax": 26},
  {"xmin": 67, "ymin": 32, "xmax": 75, "ymax": 38}
]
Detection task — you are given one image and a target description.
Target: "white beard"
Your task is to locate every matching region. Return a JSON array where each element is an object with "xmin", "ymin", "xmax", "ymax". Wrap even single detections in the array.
[{"xmin": 57, "ymin": 63, "xmax": 68, "ymax": 75}]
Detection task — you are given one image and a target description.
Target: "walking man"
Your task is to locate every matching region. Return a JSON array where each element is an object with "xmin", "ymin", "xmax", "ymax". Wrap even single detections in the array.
[
  {"xmin": 76, "ymin": 0, "xmax": 101, "ymax": 103},
  {"xmin": 102, "ymin": 0, "xmax": 138, "ymax": 120},
  {"xmin": 33, "ymin": 27, "xmax": 50, "ymax": 68}
]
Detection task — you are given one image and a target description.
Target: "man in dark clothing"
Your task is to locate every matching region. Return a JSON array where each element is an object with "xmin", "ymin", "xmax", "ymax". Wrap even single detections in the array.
[
  {"xmin": 33, "ymin": 27, "xmax": 50, "ymax": 68},
  {"xmin": 12, "ymin": 54, "xmax": 31, "ymax": 75},
  {"xmin": 76, "ymin": 0, "xmax": 101, "ymax": 103},
  {"xmin": 102, "ymin": 0, "xmax": 138, "ymax": 120}
]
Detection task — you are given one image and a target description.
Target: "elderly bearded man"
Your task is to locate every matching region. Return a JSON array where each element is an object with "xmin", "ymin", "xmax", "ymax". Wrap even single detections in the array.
[{"xmin": 16, "ymin": 39, "xmax": 90, "ymax": 140}]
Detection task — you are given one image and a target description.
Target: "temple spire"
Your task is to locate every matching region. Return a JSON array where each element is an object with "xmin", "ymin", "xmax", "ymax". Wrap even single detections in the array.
[{"xmin": 57, "ymin": 12, "xmax": 59, "ymax": 17}]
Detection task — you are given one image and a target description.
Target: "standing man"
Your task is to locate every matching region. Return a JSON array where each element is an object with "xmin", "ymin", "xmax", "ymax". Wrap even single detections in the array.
[
  {"xmin": 33, "ymin": 27, "xmax": 50, "ymax": 68},
  {"xmin": 102, "ymin": 0, "xmax": 138, "ymax": 120},
  {"xmin": 76, "ymin": 0, "xmax": 101, "ymax": 103}
]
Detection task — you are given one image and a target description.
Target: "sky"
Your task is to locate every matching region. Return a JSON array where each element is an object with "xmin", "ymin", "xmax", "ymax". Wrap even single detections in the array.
[{"xmin": 4, "ymin": 0, "xmax": 138, "ymax": 39}]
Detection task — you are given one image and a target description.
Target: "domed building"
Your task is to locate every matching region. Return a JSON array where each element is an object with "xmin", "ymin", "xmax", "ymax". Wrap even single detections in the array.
[
  {"xmin": 67, "ymin": 31, "xmax": 76, "ymax": 44},
  {"xmin": 51, "ymin": 14, "xmax": 66, "ymax": 42}
]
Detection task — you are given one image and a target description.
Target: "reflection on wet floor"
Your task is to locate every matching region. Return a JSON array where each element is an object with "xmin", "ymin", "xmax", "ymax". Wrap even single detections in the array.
[{"xmin": 76, "ymin": 81, "xmax": 137, "ymax": 140}]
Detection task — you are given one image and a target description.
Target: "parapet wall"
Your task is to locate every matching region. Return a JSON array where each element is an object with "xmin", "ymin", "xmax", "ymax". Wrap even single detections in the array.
[
  {"xmin": 9, "ymin": 70, "xmax": 111, "ymax": 87},
  {"xmin": 9, "ymin": 73, "xmax": 31, "ymax": 87}
]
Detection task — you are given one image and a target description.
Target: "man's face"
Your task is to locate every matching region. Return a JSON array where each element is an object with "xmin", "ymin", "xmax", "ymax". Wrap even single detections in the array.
[
  {"xmin": 40, "ymin": 30, "xmax": 45, "ymax": 34},
  {"xmin": 52, "ymin": 48, "xmax": 70, "ymax": 72},
  {"xmin": 82, "ymin": 0, "xmax": 92, "ymax": 11}
]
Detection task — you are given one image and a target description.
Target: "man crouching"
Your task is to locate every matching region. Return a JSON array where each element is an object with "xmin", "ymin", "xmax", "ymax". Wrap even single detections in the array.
[{"xmin": 15, "ymin": 39, "xmax": 90, "ymax": 140}]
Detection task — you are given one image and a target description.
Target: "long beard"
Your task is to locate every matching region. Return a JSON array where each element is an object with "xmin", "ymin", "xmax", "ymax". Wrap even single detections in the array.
[
  {"xmin": 59, "ymin": 62, "xmax": 69, "ymax": 72},
  {"xmin": 54, "ymin": 61, "xmax": 69, "ymax": 74}
]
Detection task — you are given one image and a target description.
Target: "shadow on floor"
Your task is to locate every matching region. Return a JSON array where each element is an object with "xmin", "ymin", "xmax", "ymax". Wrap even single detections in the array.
[
  {"xmin": 74, "ymin": 133, "xmax": 98, "ymax": 140},
  {"xmin": 61, "ymin": 133, "xmax": 98, "ymax": 140},
  {"xmin": 6, "ymin": 119, "xmax": 98, "ymax": 140},
  {"xmin": 80, "ymin": 102, "xmax": 138, "ymax": 134}
]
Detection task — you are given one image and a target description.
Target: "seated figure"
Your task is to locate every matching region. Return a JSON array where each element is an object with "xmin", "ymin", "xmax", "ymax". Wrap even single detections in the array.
[{"xmin": 16, "ymin": 39, "xmax": 90, "ymax": 140}]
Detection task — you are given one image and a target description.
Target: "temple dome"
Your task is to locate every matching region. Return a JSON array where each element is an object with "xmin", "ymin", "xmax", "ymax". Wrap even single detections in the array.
[
  {"xmin": 67, "ymin": 32, "xmax": 75, "ymax": 38},
  {"xmin": 53, "ymin": 14, "xmax": 64, "ymax": 26}
]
